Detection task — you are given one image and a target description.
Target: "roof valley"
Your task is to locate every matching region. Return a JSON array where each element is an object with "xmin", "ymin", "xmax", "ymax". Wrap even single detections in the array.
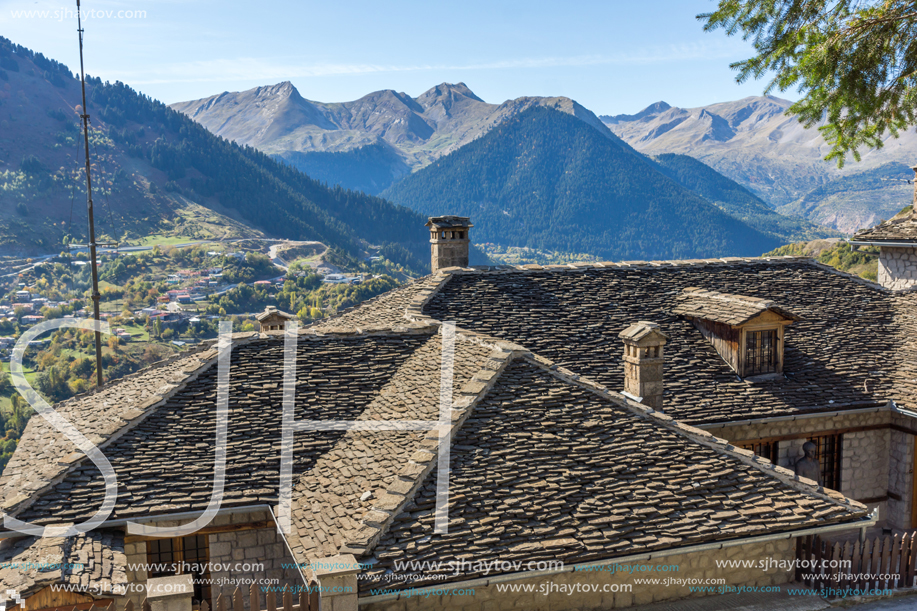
[{"xmin": 286, "ymin": 329, "xmax": 520, "ymax": 569}]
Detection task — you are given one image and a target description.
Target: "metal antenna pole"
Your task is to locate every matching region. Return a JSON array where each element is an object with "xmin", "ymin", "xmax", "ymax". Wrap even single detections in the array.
[{"xmin": 76, "ymin": 0, "xmax": 104, "ymax": 388}]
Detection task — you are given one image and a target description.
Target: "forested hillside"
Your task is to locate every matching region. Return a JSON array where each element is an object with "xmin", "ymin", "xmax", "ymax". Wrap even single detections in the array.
[
  {"xmin": 777, "ymin": 162, "xmax": 914, "ymax": 234},
  {"xmin": 0, "ymin": 37, "xmax": 472, "ymax": 271},
  {"xmin": 275, "ymin": 144, "xmax": 410, "ymax": 195},
  {"xmin": 382, "ymin": 107, "xmax": 783, "ymax": 261},
  {"xmin": 651, "ymin": 153, "xmax": 839, "ymax": 242}
]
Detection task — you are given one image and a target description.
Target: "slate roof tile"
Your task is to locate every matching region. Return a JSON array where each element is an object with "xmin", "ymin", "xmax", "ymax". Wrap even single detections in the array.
[
  {"xmin": 0, "ymin": 257, "xmax": 885, "ymax": 596},
  {"xmin": 851, "ymin": 211, "xmax": 917, "ymax": 243},
  {"xmin": 672, "ymin": 288, "xmax": 799, "ymax": 325},
  {"xmin": 418, "ymin": 260, "xmax": 898, "ymax": 424},
  {"xmin": 11, "ymin": 333, "xmax": 437, "ymax": 525},
  {"xmin": 0, "ymin": 528, "xmax": 126, "ymax": 600},
  {"xmin": 0, "ymin": 347, "xmax": 217, "ymax": 511},
  {"xmin": 360, "ymin": 358, "xmax": 866, "ymax": 593}
]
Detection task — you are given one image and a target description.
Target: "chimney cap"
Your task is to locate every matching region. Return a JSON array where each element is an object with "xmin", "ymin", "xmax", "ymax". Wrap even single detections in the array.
[
  {"xmin": 255, "ymin": 306, "xmax": 295, "ymax": 322},
  {"xmin": 619, "ymin": 321, "xmax": 669, "ymax": 343},
  {"xmin": 426, "ymin": 216, "xmax": 473, "ymax": 229}
]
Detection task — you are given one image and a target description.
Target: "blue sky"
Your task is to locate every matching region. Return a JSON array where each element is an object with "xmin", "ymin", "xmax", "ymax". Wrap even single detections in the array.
[{"xmin": 1, "ymin": 0, "xmax": 787, "ymax": 111}]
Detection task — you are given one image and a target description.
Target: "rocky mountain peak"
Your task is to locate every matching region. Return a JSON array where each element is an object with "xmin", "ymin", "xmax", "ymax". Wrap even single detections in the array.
[
  {"xmin": 601, "ymin": 101, "xmax": 672, "ymax": 124},
  {"xmin": 417, "ymin": 82, "xmax": 485, "ymax": 105}
]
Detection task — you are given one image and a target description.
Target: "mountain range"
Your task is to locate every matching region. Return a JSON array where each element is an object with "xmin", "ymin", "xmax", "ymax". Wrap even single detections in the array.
[
  {"xmin": 0, "ymin": 36, "xmax": 466, "ymax": 271},
  {"xmin": 380, "ymin": 106, "xmax": 826, "ymax": 260},
  {"xmin": 603, "ymin": 97, "xmax": 917, "ymax": 232},
  {"xmin": 173, "ymin": 85, "xmax": 915, "ymax": 234},
  {"xmin": 1, "ymin": 35, "xmax": 888, "ymax": 268},
  {"xmin": 169, "ymin": 81, "xmax": 623, "ymax": 195}
]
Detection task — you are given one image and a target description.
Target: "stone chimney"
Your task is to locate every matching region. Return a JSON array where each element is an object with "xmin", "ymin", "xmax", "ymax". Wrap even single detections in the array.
[
  {"xmin": 256, "ymin": 305, "xmax": 295, "ymax": 332},
  {"xmin": 426, "ymin": 216, "xmax": 472, "ymax": 272},
  {"xmin": 618, "ymin": 321, "xmax": 669, "ymax": 410}
]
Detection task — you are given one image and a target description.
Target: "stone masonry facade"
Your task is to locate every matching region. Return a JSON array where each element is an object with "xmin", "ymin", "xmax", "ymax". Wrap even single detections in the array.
[
  {"xmin": 878, "ymin": 246, "xmax": 917, "ymax": 291},
  {"xmin": 362, "ymin": 539, "xmax": 795, "ymax": 611},
  {"xmin": 888, "ymin": 412, "xmax": 916, "ymax": 529},
  {"xmin": 206, "ymin": 512, "xmax": 303, "ymax": 608},
  {"xmin": 122, "ymin": 511, "xmax": 302, "ymax": 610},
  {"xmin": 711, "ymin": 410, "xmax": 912, "ymax": 527}
]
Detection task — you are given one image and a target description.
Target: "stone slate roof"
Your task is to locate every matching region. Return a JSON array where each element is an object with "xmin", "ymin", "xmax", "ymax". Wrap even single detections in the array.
[
  {"xmin": 889, "ymin": 290, "xmax": 917, "ymax": 414},
  {"xmin": 0, "ymin": 528, "xmax": 126, "ymax": 600},
  {"xmin": 360, "ymin": 358, "xmax": 867, "ymax": 593},
  {"xmin": 418, "ymin": 259, "xmax": 896, "ymax": 425},
  {"xmin": 426, "ymin": 216, "xmax": 472, "ymax": 229},
  {"xmin": 0, "ymin": 347, "xmax": 218, "ymax": 512},
  {"xmin": 851, "ymin": 211, "xmax": 917, "ymax": 244},
  {"xmin": 256, "ymin": 306, "xmax": 295, "ymax": 322},
  {"xmin": 284, "ymin": 333, "xmax": 499, "ymax": 563},
  {"xmin": 10, "ymin": 329, "xmax": 482, "ymax": 525},
  {"xmin": 672, "ymin": 287, "xmax": 799, "ymax": 326},
  {"xmin": 310, "ymin": 275, "xmax": 444, "ymax": 331},
  {"xmin": 0, "ymin": 256, "xmax": 886, "ymax": 596}
]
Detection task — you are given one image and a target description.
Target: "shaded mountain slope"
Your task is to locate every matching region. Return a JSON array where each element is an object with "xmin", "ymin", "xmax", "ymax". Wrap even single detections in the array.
[
  {"xmin": 171, "ymin": 82, "xmax": 624, "ymax": 192},
  {"xmin": 0, "ymin": 36, "xmax": 456, "ymax": 270},
  {"xmin": 381, "ymin": 107, "xmax": 783, "ymax": 261},
  {"xmin": 778, "ymin": 162, "xmax": 915, "ymax": 233},
  {"xmin": 650, "ymin": 153, "xmax": 839, "ymax": 242},
  {"xmin": 274, "ymin": 144, "xmax": 410, "ymax": 196},
  {"xmin": 605, "ymin": 96, "xmax": 917, "ymax": 231}
]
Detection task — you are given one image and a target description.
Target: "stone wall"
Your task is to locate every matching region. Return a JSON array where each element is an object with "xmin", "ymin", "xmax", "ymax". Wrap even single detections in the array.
[
  {"xmin": 124, "ymin": 536, "xmax": 149, "ymax": 609},
  {"xmin": 841, "ymin": 428, "xmax": 890, "ymax": 502},
  {"xmin": 122, "ymin": 511, "xmax": 304, "ymax": 610},
  {"xmin": 878, "ymin": 246, "xmax": 917, "ymax": 291},
  {"xmin": 888, "ymin": 414, "xmax": 915, "ymax": 529},
  {"xmin": 431, "ymin": 240, "xmax": 470, "ymax": 272},
  {"xmin": 777, "ymin": 439, "xmax": 807, "ymax": 471},
  {"xmin": 361, "ymin": 539, "xmax": 795, "ymax": 611},
  {"xmin": 712, "ymin": 411, "xmax": 890, "ymax": 446},
  {"xmin": 712, "ymin": 411, "xmax": 892, "ymax": 523},
  {"xmin": 206, "ymin": 511, "xmax": 303, "ymax": 608}
]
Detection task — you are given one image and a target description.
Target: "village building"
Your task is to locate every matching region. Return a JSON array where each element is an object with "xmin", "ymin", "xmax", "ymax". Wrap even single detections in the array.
[
  {"xmin": 4, "ymin": 197, "xmax": 917, "ymax": 611},
  {"xmin": 849, "ymin": 164, "xmax": 917, "ymax": 291}
]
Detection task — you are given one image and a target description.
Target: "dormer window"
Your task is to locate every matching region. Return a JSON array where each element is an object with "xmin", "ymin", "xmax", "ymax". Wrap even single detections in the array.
[
  {"xmin": 745, "ymin": 328, "xmax": 777, "ymax": 375},
  {"xmin": 672, "ymin": 288, "xmax": 799, "ymax": 379}
]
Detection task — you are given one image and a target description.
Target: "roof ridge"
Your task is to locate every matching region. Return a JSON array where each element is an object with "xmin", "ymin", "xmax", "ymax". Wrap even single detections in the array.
[
  {"xmin": 522, "ymin": 354, "xmax": 868, "ymax": 517},
  {"xmin": 682, "ymin": 288, "xmax": 772, "ymax": 307},
  {"xmin": 287, "ymin": 330, "xmax": 526, "ymax": 566},
  {"xmin": 442, "ymin": 255, "xmax": 817, "ymax": 275}
]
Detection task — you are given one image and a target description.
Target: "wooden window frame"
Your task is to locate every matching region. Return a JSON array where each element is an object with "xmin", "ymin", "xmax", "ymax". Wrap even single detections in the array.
[
  {"xmin": 145, "ymin": 535, "xmax": 212, "ymax": 606},
  {"xmin": 807, "ymin": 433, "xmax": 843, "ymax": 491},
  {"xmin": 738, "ymin": 320, "xmax": 788, "ymax": 377},
  {"xmin": 738, "ymin": 440, "xmax": 778, "ymax": 463},
  {"xmin": 744, "ymin": 328, "xmax": 778, "ymax": 376}
]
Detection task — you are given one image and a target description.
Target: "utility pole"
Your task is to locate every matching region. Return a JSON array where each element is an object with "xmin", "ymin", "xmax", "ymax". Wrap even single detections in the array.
[{"xmin": 76, "ymin": 0, "xmax": 105, "ymax": 388}]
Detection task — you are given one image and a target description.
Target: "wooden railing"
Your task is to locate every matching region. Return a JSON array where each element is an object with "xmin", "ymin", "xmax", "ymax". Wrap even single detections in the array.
[
  {"xmin": 796, "ymin": 532, "xmax": 917, "ymax": 591},
  {"xmin": 25, "ymin": 584, "xmax": 319, "ymax": 611},
  {"xmin": 201, "ymin": 584, "xmax": 319, "ymax": 611}
]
